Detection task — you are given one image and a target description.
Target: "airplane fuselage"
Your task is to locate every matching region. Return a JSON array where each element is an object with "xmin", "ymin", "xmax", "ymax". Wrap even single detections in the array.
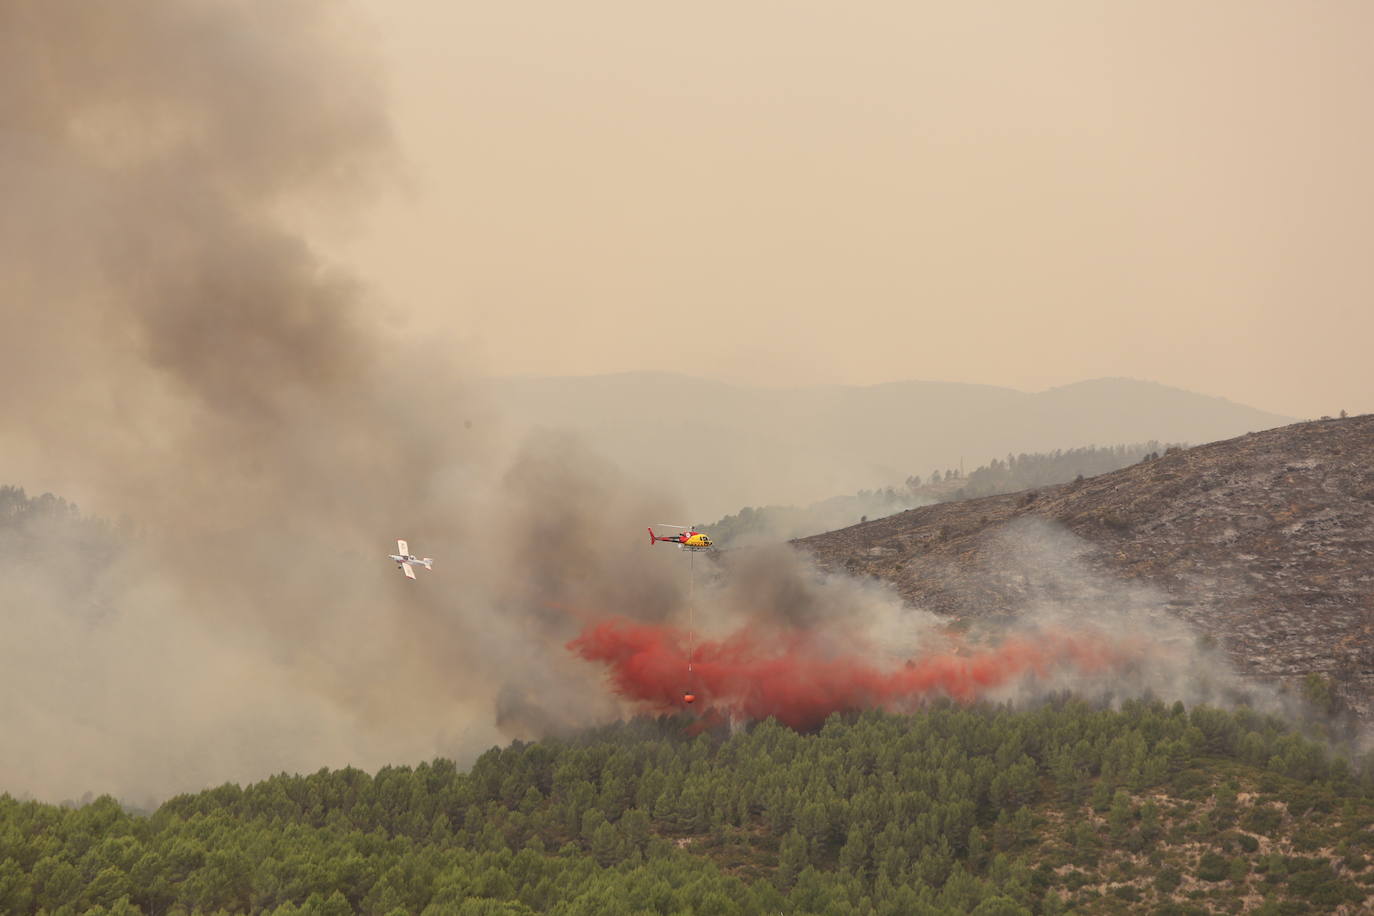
[{"xmin": 389, "ymin": 540, "xmax": 433, "ymax": 578}]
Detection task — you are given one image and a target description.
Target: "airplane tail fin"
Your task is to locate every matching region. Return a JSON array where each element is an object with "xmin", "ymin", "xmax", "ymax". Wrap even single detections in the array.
[
  {"xmin": 421, "ymin": 558, "xmax": 433, "ymax": 569},
  {"xmin": 647, "ymin": 527, "xmax": 657, "ymax": 545}
]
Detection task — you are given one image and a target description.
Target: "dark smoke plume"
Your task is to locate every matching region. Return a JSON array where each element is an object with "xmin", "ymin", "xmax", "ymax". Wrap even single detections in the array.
[{"xmin": 0, "ymin": 1, "xmax": 683, "ymax": 803}]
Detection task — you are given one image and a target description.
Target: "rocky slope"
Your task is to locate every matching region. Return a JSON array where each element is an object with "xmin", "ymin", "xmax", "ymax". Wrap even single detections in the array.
[{"xmin": 795, "ymin": 415, "xmax": 1374, "ymax": 717}]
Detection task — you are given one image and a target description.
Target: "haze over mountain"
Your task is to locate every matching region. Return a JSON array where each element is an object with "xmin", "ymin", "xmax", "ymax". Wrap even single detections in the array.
[
  {"xmin": 8, "ymin": 0, "xmax": 1371, "ymax": 855},
  {"xmin": 485, "ymin": 374, "xmax": 1292, "ymax": 520}
]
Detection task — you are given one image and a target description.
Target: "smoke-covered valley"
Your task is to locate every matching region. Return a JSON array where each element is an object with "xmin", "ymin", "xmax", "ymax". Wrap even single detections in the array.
[{"xmin": 0, "ymin": 1, "xmax": 1350, "ymax": 810}]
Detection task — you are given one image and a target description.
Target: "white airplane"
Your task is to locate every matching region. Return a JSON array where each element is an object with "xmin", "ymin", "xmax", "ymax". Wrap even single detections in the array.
[{"xmin": 388, "ymin": 539, "xmax": 434, "ymax": 579}]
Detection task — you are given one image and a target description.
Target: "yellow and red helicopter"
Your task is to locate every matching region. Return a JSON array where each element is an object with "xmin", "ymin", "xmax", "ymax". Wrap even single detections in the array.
[
  {"xmin": 647, "ymin": 524, "xmax": 713, "ymax": 551},
  {"xmin": 647, "ymin": 524, "xmax": 712, "ymax": 705}
]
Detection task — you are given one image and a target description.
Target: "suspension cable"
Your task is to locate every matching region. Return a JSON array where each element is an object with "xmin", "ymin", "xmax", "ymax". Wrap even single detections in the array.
[{"xmin": 687, "ymin": 549, "xmax": 695, "ymax": 675}]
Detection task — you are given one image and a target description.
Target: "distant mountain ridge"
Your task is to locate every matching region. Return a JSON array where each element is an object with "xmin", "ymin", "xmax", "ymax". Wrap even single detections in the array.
[{"xmin": 484, "ymin": 373, "xmax": 1293, "ymax": 519}]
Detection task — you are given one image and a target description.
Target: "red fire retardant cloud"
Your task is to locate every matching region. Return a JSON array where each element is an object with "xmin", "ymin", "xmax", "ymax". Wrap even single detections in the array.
[{"xmin": 568, "ymin": 617, "xmax": 1133, "ymax": 730}]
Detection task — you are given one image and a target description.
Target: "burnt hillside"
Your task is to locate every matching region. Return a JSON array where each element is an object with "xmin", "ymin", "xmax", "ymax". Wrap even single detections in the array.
[{"xmin": 796, "ymin": 415, "xmax": 1374, "ymax": 716}]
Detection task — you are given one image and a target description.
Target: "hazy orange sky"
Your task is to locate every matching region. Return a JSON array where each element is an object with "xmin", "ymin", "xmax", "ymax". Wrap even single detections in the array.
[{"xmin": 337, "ymin": 1, "xmax": 1373, "ymax": 418}]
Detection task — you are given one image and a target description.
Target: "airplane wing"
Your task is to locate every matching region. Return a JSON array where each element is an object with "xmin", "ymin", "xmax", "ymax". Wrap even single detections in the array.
[
  {"xmin": 401, "ymin": 562, "xmax": 417, "ymax": 580},
  {"xmin": 397, "ymin": 539, "xmax": 409, "ymax": 557}
]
